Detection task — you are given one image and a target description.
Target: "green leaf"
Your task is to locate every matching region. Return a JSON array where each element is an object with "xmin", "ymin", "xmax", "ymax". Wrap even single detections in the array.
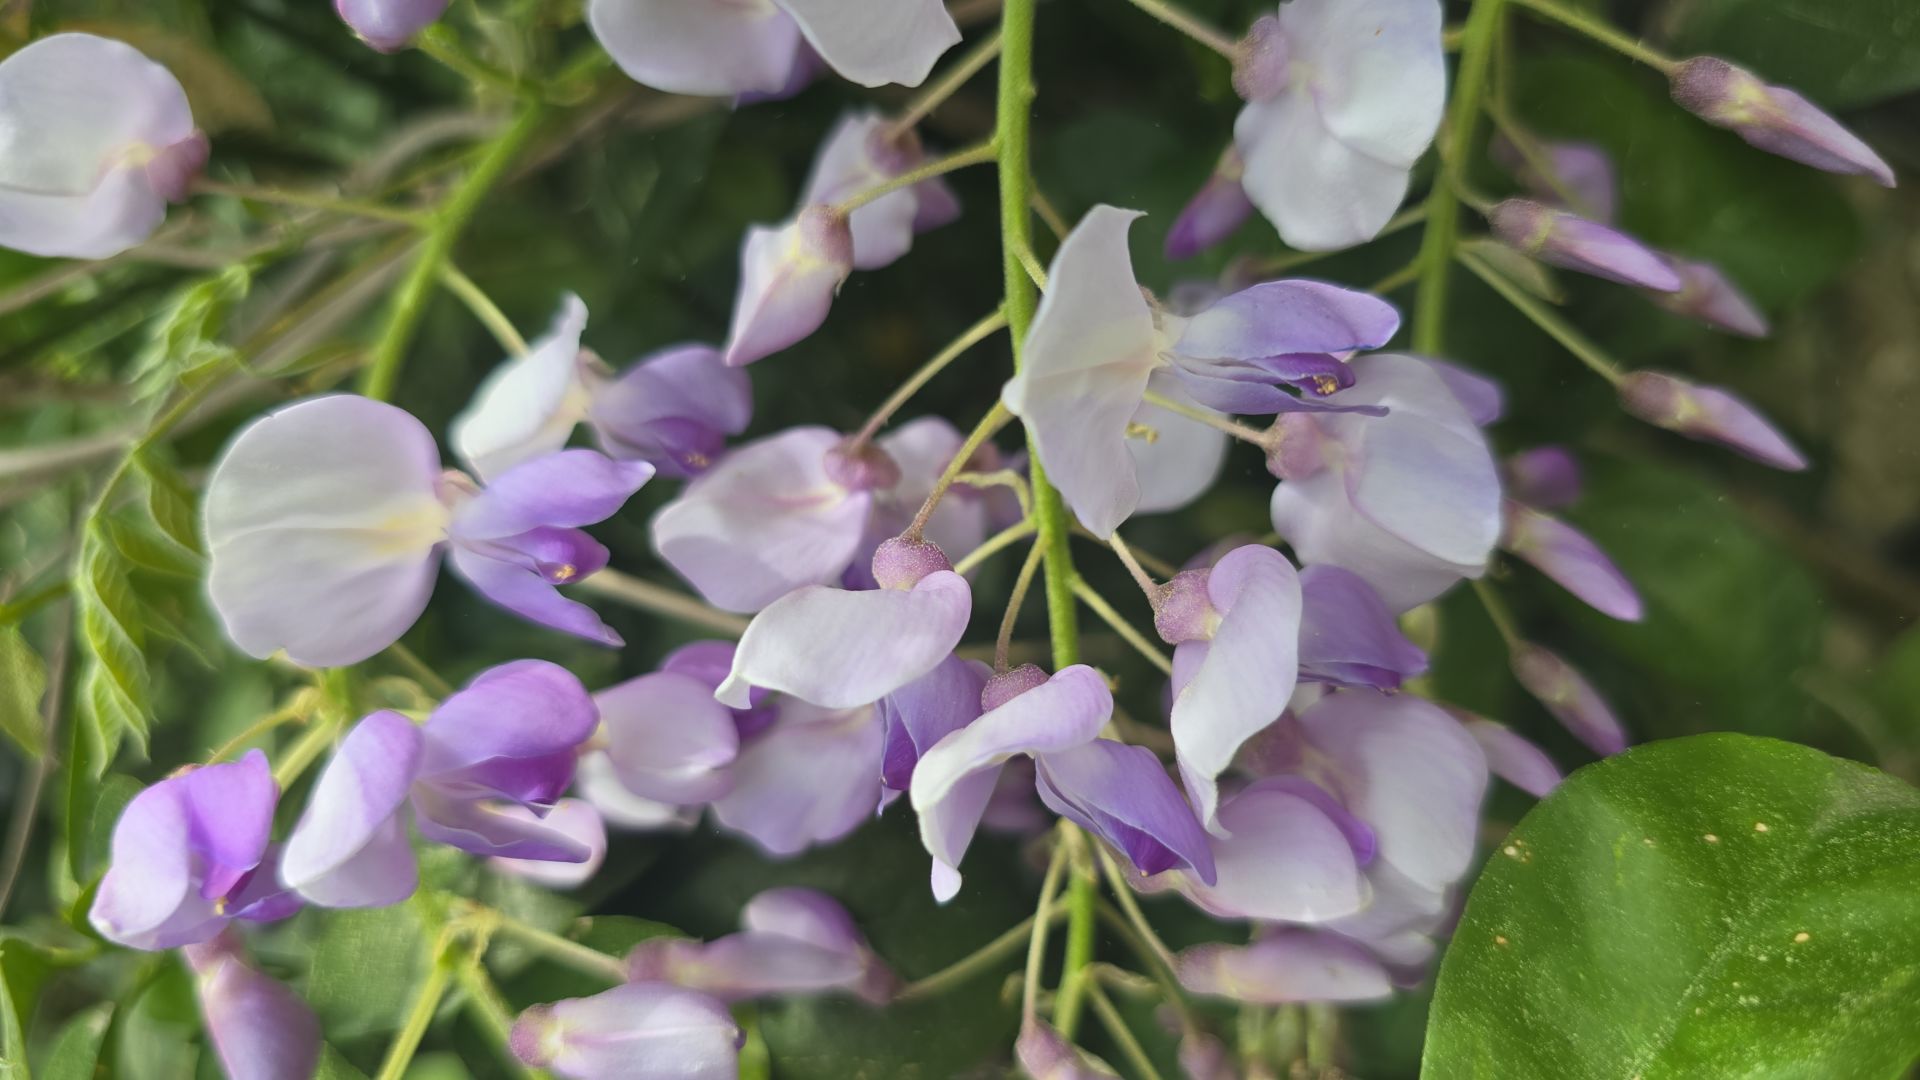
[
  {"xmin": 304, "ymin": 906, "xmax": 426, "ymax": 1041},
  {"xmin": 128, "ymin": 267, "xmax": 249, "ymax": 406},
  {"xmin": 112, "ymin": 961, "xmax": 200, "ymax": 1080},
  {"xmin": 0, "ymin": 627, "xmax": 47, "ymax": 758},
  {"xmin": 1662, "ymin": 0, "xmax": 1920, "ymax": 108},
  {"xmin": 73, "ymin": 520, "xmax": 152, "ymax": 769},
  {"xmin": 38, "ymin": 1007, "xmax": 109, "ymax": 1080},
  {"xmin": 0, "ymin": 945, "xmax": 30, "ymax": 1080},
  {"xmin": 132, "ymin": 454, "xmax": 203, "ymax": 562},
  {"xmin": 1424, "ymin": 734, "xmax": 1920, "ymax": 1079}
]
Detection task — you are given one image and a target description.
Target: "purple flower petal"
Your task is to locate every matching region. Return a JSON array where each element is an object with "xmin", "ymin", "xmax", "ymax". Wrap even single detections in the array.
[
  {"xmin": 1671, "ymin": 57, "xmax": 1895, "ymax": 187},
  {"xmin": 487, "ymin": 800, "xmax": 609, "ymax": 888},
  {"xmin": 337, "ymin": 0, "xmax": 450, "ymax": 50},
  {"xmin": 0, "ymin": 34, "xmax": 198, "ymax": 258},
  {"xmin": 418, "ymin": 659, "xmax": 598, "ymax": 799},
  {"xmin": 629, "ymin": 933, "xmax": 866, "ymax": 1004},
  {"xmin": 910, "ymin": 666, "xmax": 1111, "ymax": 810},
  {"xmin": 412, "ymin": 787, "xmax": 597, "ymax": 862},
  {"xmin": 452, "ymin": 448, "xmax": 654, "ymax": 539},
  {"xmin": 1501, "ymin": 500, "xmax": 1643, "ymax": 621},
  {"xmin": 801, "ymin": 111, "xmax": 944, "ymax": 270},
  {"xmin": 878, "ymin": 655, "xmax": 989, "ymax": 791},
  {"xmin": 1503, "ymin": 445, "xmax": 1581, "ymax": 508},
  {"xmin": 745, "ymin": 887, "xmax": 897, "ymax": 1005},
  {"xmin": 653, "ymin": 425, "xmax": 873, "ymax": 613},
  {"xmin": 1035, "ymin": 739, "xmax": 1215, "ymax": 883},
  {"xmin": 1001, "ymin": 205, "xmax": 1159, "ymax": 538},
  {"xmin": 511, "ymin": 982, "xmax": 739, "ymax": 1080},
  {"xmin": 1490, "ymin": 200, "xmax": 1683, "ymax": 292},
  {"xmin": 723, "ymin": 208, "xmax": 855, "ymax": 366},
  {"xmin": 1297, "ymin": 564, "xmax": 1428, "ymax": 689},
  {"xmin": 1168, "ymin": 780, "xmax": 1366, "ymax": 922},
  {"xmin": 1492, "ymin": 134, "xmax": 1618, "ymax": 222},
  {"xmin": 280, "ymin": 711, "xmax": 423, "ymax": 908},
  {"xmin": 575, "ymin": 751, "xmax": 701, "ymax": 832},
  {"xmin": 90, "ymin": 783, "xmax": 215, "ymax": 950},
  {"xmin": 1170, "ymin": 545, "xmax": 1302, "ymax": 830},
  {"xmin": 1462, "ymin": 717, "xmax": 1562, "ymax": 798},
  {"xmin": 1176, "ymin": 931, "xmax": 1394, "ymax": 1004},
  {"xmin": 1016, "ymin": 1017, "xmax": 1122, "ymax": 1079},
  {"xmin": 589, "ymin": 344, "xmax": 752, "ymax": 478},
  {"xmin": 450, "ymin": 544, "xmax": 624, "ymax": 647},
  {"xmin": 1618, "ymin": 370, "xmax": 1807, "ymax": 471},
  {"xmin": 716, "ymin": 571, "xmax": 971, "ymax": 709},
  {"xmin": 856, "ymin": 417, "xmax": 990, "ymax": 582},
  {"xmin": 205, "ymin": 395, "xmax": 447, "ymax": 667},
  {"xmin": 710, "ymin": 699, "xmax": 884, "ymax": 856},
  {"xmin": 1173, "ymin": 279, "xmax": 1400, "ymax": 366},
  {"xmin": 1651, "ymin": 258, "xmax": 1769, "ymax": 338},
  {"xmin": 1166, "ymin": 146, "xmax": 1255, "ymax": 260},
  {"xmin": 586, "ymin": 0, "xmax": 805, "ymax": 96},
  {"xmin": 1509, "ymin": 643, "xmax": 1628, "ymax": 756},
  {"xmin": 451, "ymin": 295, "xmax": 592, "ymax": 481},
  {"xmin": 174, "ymin": 750, "xmax": 277, "ymax": 902},
  {"xmin": 596, "ymin": 671, "xmax": 740, "ymax": 804},
  {"xmin": 1422, "ymin": 357, "xmax": 1505, "ymax": 426},
  {"xmin": 776, "ymin": 0, "xmax": 959, "ymax": 88},
  {"xmin": 184, "ymin": 940, "xmax": 323, "ymax": 1080}
]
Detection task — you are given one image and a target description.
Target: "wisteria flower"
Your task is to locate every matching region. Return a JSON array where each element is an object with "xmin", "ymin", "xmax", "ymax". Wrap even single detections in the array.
[
  {"xmin": 0, "ymin": 34, "xmax": 207, "ymax": 259},
  {"xmin": 205, "ymin": 394, "xmax": 652, "ymax": 666},
  {"xmin": 1489, "ymin": 199, "xmax": 1683, "ymax": 292},
  {"xmin": 1003, "ymin": 205, "xmax": 1398, "ymax": 537},
  {"xmin": 1166, "ymin": 146, "xmax": 1257, "ymax": 260},
  {"xmin": 1618, "ymin": 370, "xmax": 1807, "ymax": 471},
  {"xmin": 652, "ymin": 419, "xmax": 984, "ymax": 612},
  {"xmin": 512, "ymin": 982, "xmax": 740, "ymax": 1080},
  {"xmin": 1297, "ymin": 563, "xmax": 1430, "ymax": 690},
  {"xmin": 629, "ymin": 887, "xmax": 896, "ymax": 1004},
  {"xmin": 1460, "ymin": 713, "xmax": 1563, "ymax": 798},
  {"xmin": 1268, "ymin": 353, "xmax": 1502, "ymax": 610},
  {"xmin": 588, "ymin": 0, "xmax": 959, "ymax": 96},
  {"xmin": 709, "ymin": 696, "xmax": 885, "ymax": 856},
  {"xmin": 183, "ymin": 933, "xmax": 322, "ymax": 1080},
  {"xmin": 1501, "ymin": 499, "xmax": 1642, "ymax": 621},
  {"xmin": 1491, "ymin": 134, "xmax": 1618, "ymax": 222},
  {"xmin": 1177, "ymin": 930, "xmax": 1395, "ymax": 1004},
  {"xmin": 1228, "ymin": 0, "xmax": 1445, "ymax": 251},
  {"xmin": 1670, "ymin": 57, "xmax": 1895, "ymax": 187},
  {"xmin": 281, "ymin": 660, "xmax": 599, "ymax": 906},
  {"xmin": 90, "ymin": 750, "xmax": 297, "ymax": 950},
  {"xmin": 1509, "ymin": 643, "xmax": 1628, "ymax": 756},
  {"xmin": 1652, "ymin": 258, "xmax": 1770, "ymax": 338},
  {"xmin": 488, "ymin": 800, "xmax": 609, "ymax": 889},
  {"xmin": 337, "ymin": 0, "xmax": 450, "ymax": 51}
]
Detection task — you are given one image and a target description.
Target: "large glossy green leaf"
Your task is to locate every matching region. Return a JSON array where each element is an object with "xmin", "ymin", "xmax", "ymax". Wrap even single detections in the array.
[
  {"xmin": 1424, "ymin": 734, "xmax": 1920, "ymax": 1079},
  {"xmin": 1662, "ymin": 0, "xmax": 1920, "ymax": 108}
]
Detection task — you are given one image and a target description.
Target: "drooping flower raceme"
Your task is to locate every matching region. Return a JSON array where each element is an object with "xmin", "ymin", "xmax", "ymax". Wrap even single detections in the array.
[
  {"xmin": 90, "ymin": 750, "xmax": 298, "ymax": 950},
  {"xmin": 0, "ymin": 34, "xmax": 207, "ymax": 259},
  {"xmin": 281, "ymin": 660, "xmax": 599, "ymax": 907},
  {"xmin": 1228, "ymin": 0, "xmax": 1445, "ymax": 251},
  {"xmin": 512, "ymin": 982, "xmax": 741, "ymax": 1080},
  {"xmin": 205, "ymin": 394, "xmax": 652, "ymax": 667},
  {"xmin": 587, "ymin": 0, "xmax": 959, "ymax": 97},
  {"xmin": 628, "ymin": 887, "xmax": 897, "ymax": 1004},
  {"xmin": 1003, "ymin": 205, "xmax": 1398, "ymax": 538}
]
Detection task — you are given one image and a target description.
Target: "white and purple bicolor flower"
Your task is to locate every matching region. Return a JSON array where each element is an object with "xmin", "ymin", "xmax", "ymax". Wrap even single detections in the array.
[
  {"xmin": 182, "ymin": 932, "xmax": 322, "ymax": 1080},
  {"xmin": 204, "ymin": 394, "xmax": 652, "ymax": 667},
  {"xmin": 89, "ymin": 750, "xmax": 298, "ymax": 951},
  {"xmin": 0, "ymin": 33, "xmax": 207, "ymax": 259},
  {"xmin": 908, "ymin": 664, "xmax": 1216, "ymax": 902},
  {"xmin": 587, "ymin": 0, "xmax": 959, "ymax": 97},
  {"xmin": 1227, "ymin": 0, "xmax": 1445, "ymax": 252},
  {"xmin": 628, "ymin": 887, "xmax": 897, "ymax": 1005},
  {"xmin": 336, "ymin": 0, "xmax": 450, "ymax": 51},
  {"xmin": 1002, "ymin": 205, "xmax": 1400, "ymax": 538},
  {"xmin": 512, "ymin": 981, "xmax": 741, "ymax": 1080},
  {"xmin": 652, "ymin": 420, "xmax": 985, "ymax": 613},
  {"xmin": 280, "ymin": 660, "xmax": 600, "ymax": 907},
  {"xmin": 1268, "ymin": 353, "xmax": 1502, "ymax": 611},
  {"xmin": 452, "ymin": 295, "xmax": 752, "ymax": 481}
]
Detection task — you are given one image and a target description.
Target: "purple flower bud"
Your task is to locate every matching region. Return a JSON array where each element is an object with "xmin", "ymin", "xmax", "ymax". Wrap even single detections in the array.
[
  {"xmin": 724, "ymin": 206, "xmax": 855, "ymax": 366},
  {"xmin": 511, "ymin": 982, "xmax": 739, "ymax": 1080},
  {"xmin": 1489, "ymin": 199, "xmax": 1683, "ymax": 292},
  {"xmin": 870, "ymin": 535, "xmax": 952, "ymax": 589},
  {"xmin": 1152, "ymin": 569, "xmax": 1217, "ymax": 645},
  {"xmin": 1510, "ymin": 643, "xmax": 1627, "ymax": 756},
  {"xmin": 1297, "ymin": 564, "xmax": 1429, "ymax": 690},
  {"xmin": 1460, "ymin": 716, "xmax": 1562, "ymax": 798},
  {"xmin": 981, "ymin": 663, "xmax": 1051, "ymax": 712},
  {"xmin": 1670, "ymin": 57, "xmax": 1895, "ymax": 187},
  {"xmin": 589, "ymin": 344, "xmax": 752, "ymax": 478},
  {"xmin": 627, "ymin": 888, "xmax": 895, "ymax": 1005},
  {"xmin": 1500, "ymin": 500, "xmax": 1643, "ymax": 621},
  {"xmin": 1490, "ymin": 134, "xmax": 1618, "ymax": 222},
  {"xmin": 1016, "ymin": 1017, "xmax": 1122, "ymax": 1079},
  {"xmin": 1165, "ymin": 146, "xmax": 1255, "ymax": 259},
  {"xmin": 1617, "ymin": 370, "xmax": 1807, "ymax": 470},
  {"xmin": 1176, "ymin": 931, "xmax": 1394, "ymax": 1004},
  {"xmin": 1651, "ymin": 258, "xmax": 1769, "ymax": 338},
  {"xmin": 0, "ymin": 34, "xmax": 204, "ymax": 259},
  {"xmin": 182, "ymin": 934, "xmax": 322, "ymax": 1080},
  {"xmin": 1503, "ymin": 446, "xmax": 1582, "ymax": 508},
  {"xmin": 336, "ymin": 0, "xmax": 450, "ymax": 51}
]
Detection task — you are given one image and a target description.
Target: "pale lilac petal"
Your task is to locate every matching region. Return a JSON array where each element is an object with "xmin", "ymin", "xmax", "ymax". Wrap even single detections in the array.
[
  {"xmin": 412, "ymin": 787, "xmax": 596, "ymax": 862},
  {"xmin": 710, "ymin": 700, "xmax": 883, "ymax": 856},
  {"xmin": 188, "ymin": 946, "xmax": 322, "ymax": 1080},
  {"xmin": 715, "ymin": 571, "xmax": 971, "ymax": 709},
  {"xmin": 280, "ymin": 711, "xmax": 423, "ymax": 908},
  {"xmin": 861, "ymin": 417, "xmax": 989, "ymax": 578},
  {"xmin": 450, "ymin": 544, "xmax": 623, "ymax": 646},
  {"xmin": 1128, "ymin": 372, "xmax": 1229, "ymax": 515},
  {"xmin": 488, "ymin": 800, "xmax": 608, "ymax": 888},
  {"xmin": 180, "ymin": 750, "xmax": 277, "ymax": 900},
  {"xmin": 1178, "ymin": 1032, "xmax": 1236, "ymax": 1080},
  {"xmin": 628, "ymin": 933, "xmax": 865, "ymax": 1003},
  {"xmin": 1001, "ymin": 205, "xmax": 1158, "ymax": 538},
  {"xmin": 205, "ymin": 395, "xmax": 447, "ymax": 667},
  {"xmin": 801, "ymin": 111, "xmax": 925, "ymax": 270},
  {"xmin": 1653, "ymin": 258, "xmax": 1769, "ymax": 338},
  {"xmin": 1016, "ymin": 1017, "xmax": 1122, "ymax": 1080},
  {"xmin": 451, "ymin": 295, "xmax": 592, "ymax": 482},
  {"xmin": 1297, "ymin": 690, "xmax": 1489, "ymax": 893},
  {"xmin": 1509, "ymin": 643, "xmax": 1628, "ymax": 756},
  {"xmin": 1504, "ymin": 445, "xmax": 1581, "ymax": 508},
  {"xmin": 337, "ymin": 0, "xmax": 449, "ymax": 50},
  {"xmin": 586, "ymin": 0, "xmax": 803, "ymax": 96},
  {"xmin": 1176, "ymin": 931, "xmax": 1393, "ymax": 1004},
  {"xmin": 723, "ymin": 209, "xmax": 855, "ymax": 366},
  {"xmin": 575, "ymin": 751, "xmax": 701, "ymax": 832},
  {"xmin": 1671, "ymin": 57, "xmax": 1895, "ymax": 187},
  {"xmin": 588, "ymin": 344, "xmax": 752, "ymax": 478},
  {"xmin": 1422, "ymin": 357, "xmax": 1505, "ymax": 426},
  {"xmin": 1463, "ymin": 718, "xmax": 1562, "ymax": 798},
  {"xmin": 1173, "ymin": 279, "xmax": 1400, "ymax": 364},
  {"xmin": 419, "ymin": 659, "xmax": 598, "ymax": 796},
  {"xmin": 653, "ymin": 426, "xmax": 872, "ymax": 612},
  {"xmin": 596, "ymin": 671, "xmax": 740, "ymax": 804},
  {"xmin": 0, "ymin": 34, "xmax": 196, "ymax": 258},
  {"xmin": 662, "ymin": 640, "xmax": 778, "ymax": 738},
  {"xmin": 879, "ymin": 655, "xmax": 989, "ymax": 790},
  {"xmin": 1297, "ymin": 564, "xmax": 1428, "ymax": 690},
  {"xmin": 746, "ymin": 887, "xmax": 896, "ymax": 1004},
  {"xmin": 452, "ymin": 449, "xmax": 653, "ymax": 539},
  {"xmin": 920, "ymin": 766, "xmax": 999, "ymax": 902},
  {"xmin": 1490, "ymin": 200, "xmax": 1683, "ymax": 292},
  {"xmin": 1618, "ymin": 370, "xmax": 1807, "ymax": 470},
  {"xmin": 1170, "ymin": 545, "xmax": 1302, "ymax": 830},
  {"xmin": 1169, "ymin": 780, "xmax": 1366, "ymax": 922},
  {"xmin": 775, "ymin": 0, "xmax": 959, "ymax": 88},
  {"xmin": 90, "ymin": 784, "xmax": 211, "ymax": 949},
  {"xmin": 1035, "ymin": 739, "xmax": 1215, "ymax": 882},
  {"xmin": 512, "ymin": 982, "xmax": 739, "ymax": 1080},
  {"xmin": 1501, "ymin": 501, "xmax": 1643, "ymax": 621},
  {"xmin": 1166, "ymin": 147, "xmax": 1254, "ymax": 260},
  {"xmin": 909, "ymin": 666, "xmax": 1112, "ymax": 810}
]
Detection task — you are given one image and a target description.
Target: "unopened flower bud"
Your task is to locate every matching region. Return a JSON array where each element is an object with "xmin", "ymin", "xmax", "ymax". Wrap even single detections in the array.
[
  {"xmin": 1489, "ymin": 199, "xmax": 1682, "ymax": 292},
  {"xmin": 1650, "ymin": 258, "xmax": 1769, "ymax": 338},
  {"xmin": 1232, "ymin": 15, "xmax": 1291, "ymax": 103},
  {"xmin": 1166, "ymin": 146, "xmax": 1256, "ymax": 260},
  {"xmin": 183, "ymin": 933, "xmax": 322, "ymax": 1080},
  {"xmin": 1510, "ymin": 643, "xmax": 1626, "ymax": 756},
  {"xmin": 823, "ymin": 437, "xmax": 902, "ymax": 492},
  {"xmin": 1670, "ymin": 57, "xmax": 1894, "ymax": 188},
  {"xmin": 871, "ymin": 535, "xmax": 951, "ymax": 590},
  {"xmin": 1153, "ymin": 569, "xmax": 1217, "ymax": 644},
  {"xmin": 336, "ymin": 0, "xmax": 451, "ymax": 51},
  {"xmin": 1501, "ymin": 500, "xmax": 1643, "ymax": 621},
  {"xmin": 1503, "ymin": 446, "xmax": 1582, "ymax": 508},
  {"xmin": 511, "ymin": 982, "xmax": 740, "ymax": 1079},
  {"xmin": 981, "ymin": 663, "xmax": 1050, "ymax": 712},
  {"xmin": 1016, "ymin": 1016, "xmax": 1122, "ymax": 1079},
  {"xmin": 723, "ymin": 205, "xmax": 856, "ymax": 367},
  {"xmin": 1618, "ymin": 371, "xmax": 1806, "ymax": 471}
]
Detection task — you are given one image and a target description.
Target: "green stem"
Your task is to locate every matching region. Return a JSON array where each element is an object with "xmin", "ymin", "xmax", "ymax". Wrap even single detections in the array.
[
  {"xmin": 1022, "ymin": 838, "xmax": 1070, "ymax": 1017},
  {"xmin": 894, "ymin": 909, "xmax": 1067, "ymax": 1002},
  {"xmin": 1457, "ymin": 249, "xmax": 1624, "ymax": 384},
  {"xmin": 1071, "ymin": 576, "xmax": 1173, "ymax": 675},
  {"xmin": 191, "ymin": 179, "xmax": 423, "ymax": 225},
  {"xmin": 374, "ymin": 931, "xmax": 459, "ymax": 1080},
  {"xmin": 1121, "ymin": 0, "xmax": 1239, "ymax": 59},
  {"xmin": 1411, "ymin": 0, "xmax": 1506, "ymax": 354},
  {"xmin": 953, "ymin": 518, "xmax": 1037, "ymax": 576},
  {"xmin": 853, "ymin": 307, "xmax": 1007, "ymax": 445},
  {"xmin": 361, "ymin": 102, "xmax": 544, "ymax": 402},
  {"xmin": 1471, "ymin": 578, "xmax": 1524, "ymax": 650},
  {"xmin": 456, "ymin": 950, "xmax": 546, "ymax": 1079},
  {"xmin": 833, "ymin": 140, "xmax": 999, "ymax": 216},
  {"xmin": 1052, "ymin": 835, "xmax": 1098, "ymax": 1039},
  {"xmin": 1509, "ymin": 0, "xmax": 1677, "ymax": 73},
  {"xmin": 887, "ymin": 30, "xmax": 1005, "ymax": 140},
  {"xmin": 1086, "ymin": 980, "xmax": 1167, "ymax": 1080},
  {"xmin": 440, "ymin": 264, "xmax": 528, "ymax": 355},
  {"xmin": 483, "ymin": 911, "xmax": 632, "ymax": 984}
]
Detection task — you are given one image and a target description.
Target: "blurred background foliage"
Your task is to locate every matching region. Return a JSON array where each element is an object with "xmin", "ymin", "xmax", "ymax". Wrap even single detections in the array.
[{"xmin": 0, "ymin": 0, "xmax": 1917, "ymax": 1075}]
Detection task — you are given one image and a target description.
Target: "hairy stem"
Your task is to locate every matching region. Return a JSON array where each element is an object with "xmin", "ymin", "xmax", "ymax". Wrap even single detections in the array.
[
  {"xmin": 1122, "ymin": 0, "xmax": 1240, "ymax": 59},
  {"xmin": 833, "ymin": 140, "xmax": 998, "ymax": 216},
  {"xmin": 1071, "ymin": 577, "xmax": 1173, "ymax": 675},
  {"xmin": 888, "ymin": 30, "xmax": 1006, "ymax": 140},
  {"xmin": 853, "ymin": 308, "xmax": 1008, "ymax": 445},
  {"xmin": 1458, "ymin": 249, "xmax": 1625, "ymax": 383},
  {"xmin": 894, "ymin": 909, "xmax": 1067, "ymax": 1001},
  {"xmin": 1509, "ymin": 0, "xmax": 1677, "ymax": 72}
]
